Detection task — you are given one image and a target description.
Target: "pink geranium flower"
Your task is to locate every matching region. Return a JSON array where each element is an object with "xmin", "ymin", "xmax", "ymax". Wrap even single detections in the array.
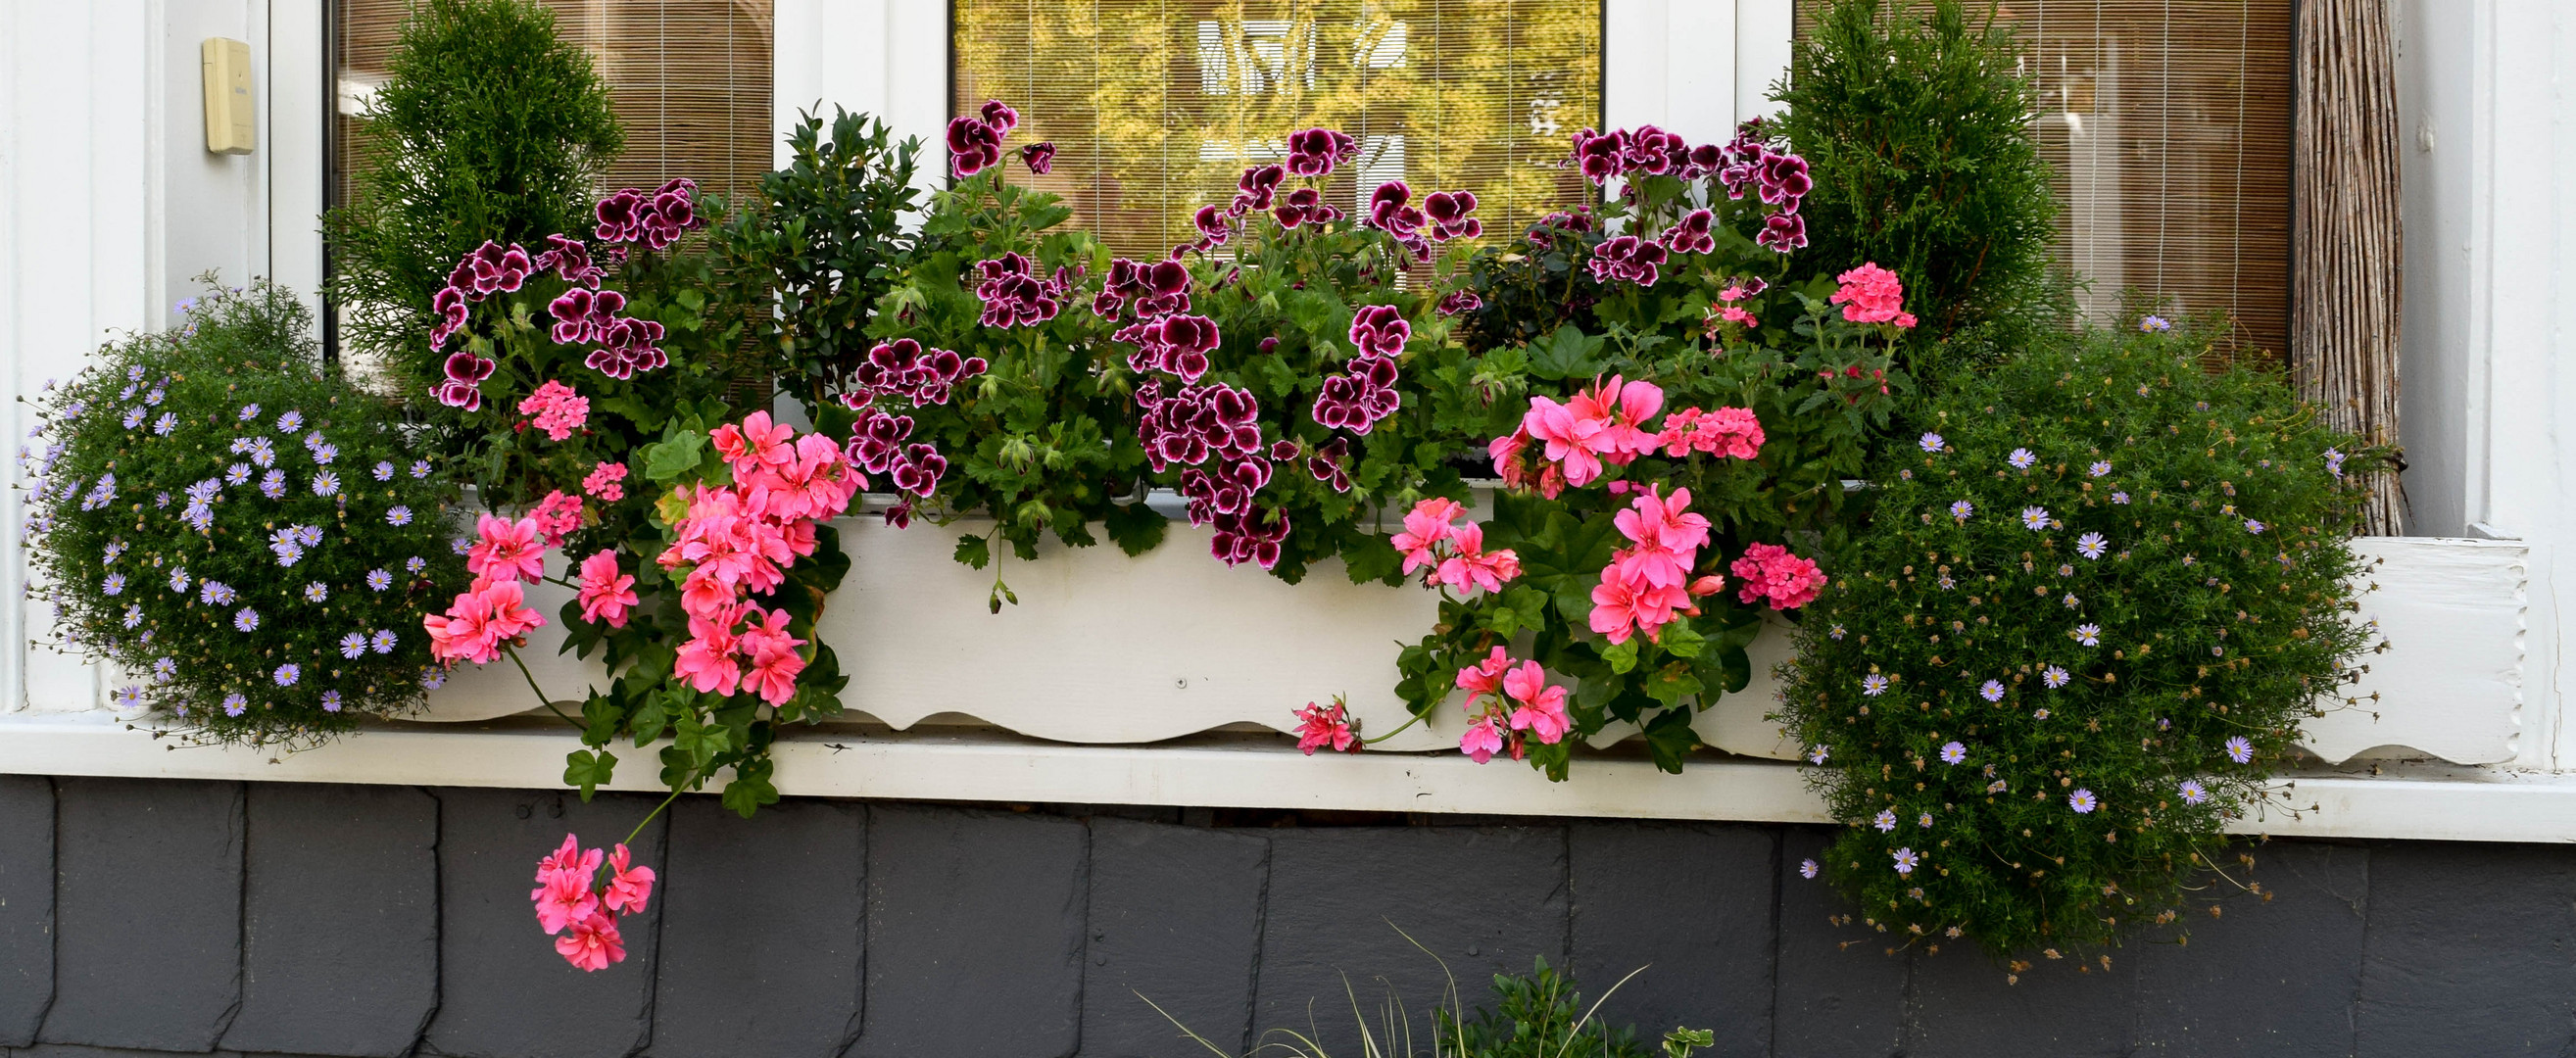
[
  {"xmin": 709, "ymin": 410, "xmax": 795, "ymax": 476},
  {"xmin": 1521, "ymin": 375, "xmax": 1664, "ymax": 487},
  {"xmin": 1433, "ymin": 522, "xmax": 1521, "ymax": 595},
  {"xmin": 1829, "ymin": 263, "xmax": 1919, "ymax": 328},
  {"xmin": 1731, "ymin": 542, "xmax": 1829, "ymax": 609},
  {"xmin": 531, "ymin": 490, "xmax": 583, "ymax": 547},
  {"xmin": 556, "ymin": 911, "xmax": 626, "ymax": 972},
  {"xmin": 1610, "ymin": 485, "xmax": 1711, "ymax": 590},
  {"xmin": 1659, "ymin": 407, "xmax": 1766, "ymax": 460},
  {"xmin": 602, "ymin": 843, "xmax": 655, "ymax": 914},
  {"xmin": 1501, "ymin": 660, "xmax": 1570, "ymax": 745},
  {"xmin": 466, "ymin": 513, "xmax": 547, "ymax": 586},
  {"xmin": 1454, "ymin": 645, "xmax": 1512, "ymax": 696},
  {"xmin": 673, "ymin": 604, "xmax": 745, "ymax": 697},
  {"xmin": 425, "ymin": 578, "xmax": 546, "ymax": 665},
  {"xmin": 1292, "ymin": 697, "xmax": 1361, "ymax": 754},
  {"xmin": 581, "ymin": 460, "xmax": 628, "ymax": 502},
  {"xmin": 1391, "ymin": 498, "xmax": 1463, "ymax": 574},
  {"xmin": 518, "ymin": 380, "xmax": 590, "ymax": 441},
  {"xmin": 736, "ymin": 605, "xmax": 807, "ymax": 705},
  {"xmin": 1459, "ymin": 716, "xmax": 1505, "ymax": 763},
  {"xmin": 576, "ymin": 550, "xmax": 637, "ymax": 627}
]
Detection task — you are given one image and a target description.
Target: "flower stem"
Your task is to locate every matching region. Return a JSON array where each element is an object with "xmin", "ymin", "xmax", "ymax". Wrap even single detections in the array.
[
  {"xmin": 507, "ymin": 647, "xmax": 580, "ymax": 731},
  {"xmin": 1359, "ymin": 709, "xmax": 1428, "ymax": 745},
  {"xmin": 621, "ymin": 785, "xmax": 685, "ymax": 849}
]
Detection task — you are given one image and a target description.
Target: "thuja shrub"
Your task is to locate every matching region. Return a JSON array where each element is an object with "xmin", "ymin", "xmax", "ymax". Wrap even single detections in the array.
[
  {"xmin": 1773, "ymin": 0, "xmax": 2059, "ymax": 349},
  {"xmin": 1774, "ymin": 322, "xmax": 2381, "ymax": 955},
  {"xmin": 24, "ymin": 282, "xmax": 468, "ymax": 745},
  {"xmin": 325, "ymin": 0, "xmax": 621, "ymax": 381}
]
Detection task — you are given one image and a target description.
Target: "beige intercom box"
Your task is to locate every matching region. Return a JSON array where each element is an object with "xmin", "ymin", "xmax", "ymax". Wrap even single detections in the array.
[{"xmin": 201, "ymin": 37, "xmax": 255, "ymax": 155}]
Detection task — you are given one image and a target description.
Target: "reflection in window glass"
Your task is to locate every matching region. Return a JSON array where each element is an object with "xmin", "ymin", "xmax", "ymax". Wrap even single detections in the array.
[{"xmin": 953, "ymin": 1, "xmax": 1602, "ymax": 261}]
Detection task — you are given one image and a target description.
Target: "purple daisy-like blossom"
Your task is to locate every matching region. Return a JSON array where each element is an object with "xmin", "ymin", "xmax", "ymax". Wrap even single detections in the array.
[
  {"xmin": 2043, "ymin": 665, "xmax": 2070, "ymax": 688},
  {"xmin": 1892, "ymin": 847, "xmax": 1920, "ymax": 876},
  {"xmin": 113, "ymin": 685, "xmax": 143, "ymax": 708},
  {"xmin": 152, "ymin": 656, "xmax": 176, "ymax": 682},
  {"xmin": 201, "ymin": 580, "xmax": 235, "ymax": 605},
  {"xmin": 313, "ymin": 471, "xmax": 339, "ymax": 497},
  {"xmin": 321, "ymin": 691, "xmax": 344, "ymax": 713},
  {"xmin": 2225, "ymin": 736, "xmax": 2255, "ymax": 764},
  {"xmin": 304, "ymin": 583, "xmax": 328, "ymax": 603},
  {"xmin": 2077, "ymin": 532, "xmax": 2109, "ymax": 559},
  {"xmin": 1873, "ymin": 809, "xmax": 1897, "ymax": 832},
  {"xmin": 373, "ymin": 461, "xmax": 394, "ymax": 481},
  {"xmin": 2245, "ymin": 519, "xmax": 2266, "ymax": 534},
  {"xmin": 1918, "ymin": 812, "xmax": 1935, "ymax": 829},
  {"xmin": 122, "ymin": 408, "xmax": 144, "ymax": 430},
  {"xmin": 420, "ymin": 668, "xmax": 446, "ymax": 691},
  {"xmin": 238, "ymin": 403, "xmax": 261, "ymax": 421},
  {"xmin": 273, "ymin": 663, "xmax": 300, "ymax": 688},
  {"xmin": 2019, "ymin": 506, "xmax": 2052, "ymax": 531},
  {"xmin": 1978, "ymin": 680, "xmax": 2005, "ymax": 702},
  {"xmin": 1939, "ymin": 741, "xmax": 1967, "ymax": 765},
  {"xmin": 1807, "ymin": 745, "xmax": 1829, "ymax": 765},
  {"xmin": 2008, "ymin": 447, "xmax": 2037, "ymax": 469},
  {"xmin": 1861, "ymin": 674, "xmax": 1889, "ymax": 697},
  {"xmin": 2140, "ymin": 314, "xmax": 2172, "ymax": 332},
  {"xmin": 1948, "ymin": 500, "xmax": 1973, "ymax": 521},
  {"xmin": 2073, "ymin": 623, "xmax": 2102, "ymax": 647},
  {"xmin": 2180, "ymin": 779, "xmax": 2209, "ymax": 804},
  {"xmin": 406, "ymin": 555, "xmax": 426, "ymax": 573},
  {"xmin": 1919, "ymin": 432, "xmax": 1945, "ymax": 453},
  {"xmin": 153, "ymin": 412, "xmax": 177, "ymax": 436},
  {"xmin": 371, "ymin": 630, "xmax": 398, "ymax": 654},
  {"xmin": 260, "ymin": 470, "xmax": 286, "ymax": 499},
  {"xmin": 366, "ymin": 569, "xmax": 392, "ymax": 592},
  {"xmin": 387, "ymin": 505, "xmax": 413, "ymax": 527},
  {"xmin": 340, "ymin": 634, "xmax": 367, "ymax": 659},
  {"xmin": 222, "ymin": 693, "xmax": 249, "ymax": 717},
  {"xmin": 2089, "ymin": 460, "xmax": 2113, "ymax": 477},
  {"xmin": 412, "ymin": 460, "xmax": 432, "ymax": 479},
  {"xmin": 2068, "ymin": 789, "xmax": 2098, "ymax": 813},
  {"xmin": 234, "ymin": 607, "xmax": 261, "ymax": 632},
  {"xmin": 122, "ymin": 605, "xmax": 142, "ymax": 629},
  {"xmin": 276, "ymin": 410, "xmax": 303, "ymax": 433},
  {"xmin": 1799, "ymin": 858, "xmax": 1820, "ymax": 879}
]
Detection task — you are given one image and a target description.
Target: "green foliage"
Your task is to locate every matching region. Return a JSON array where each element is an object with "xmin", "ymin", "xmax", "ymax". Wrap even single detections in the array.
[
  {"xmin": 1773, "ymin": 0, "xmax": 2060, "ymax": 352},
  {"xmin": 1774, "ymin": 323, "xmax": 2383, "ymax": 955},
  {"xmin": 712, "ymin": 107, "xmax": 923, "ymax": 409},
  {"xmin": 26, "ymin": 281, "xmax": 469, "ymax": 745},
  {"xmin": 323, "ymin": 0, "xmax": 621, "ymax": 381}
]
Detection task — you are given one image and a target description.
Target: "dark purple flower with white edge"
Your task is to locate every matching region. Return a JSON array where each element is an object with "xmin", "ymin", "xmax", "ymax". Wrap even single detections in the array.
[
  {"xmin": 1423, "ymin": 191, "xmax": 1481, "ymax": 242},
  {"xmin": 1662, "ymin": 209, "xmax": 1717, "ymax": 255},
  {"xmin": 1236, "ymin": 164, "xmax": 1286, "ymax": 211},
  {"xmin": 1435, "ymin": 290, "xmax": 1482, "ymax": 316},
  {"xmin": 1572, "ymin": 127, "xmax": 1627, "ymax": 184},
  {"xmin": 1192, "ymin": 205, "xmax": 1233, "ymax": 248},
  {"xmin": 947, "ymin": 116, "xmax": 1003, "ymax": 176},
  {"xmin": 464, "ymin": 241, "xmax": 533, "ymax": 295},
  {"xmin": 1347, "ymin": 305, "xmax": 1410, "ymax": 359},
  {"xmin": 979, "ymin": 99, "xmax": 1018, "ymax": 134},
  {"xmin": 443, "ymin": 352, "xmax": 495, "ymax": 386},
  {"xmin": 973, "ymin": 252, "xmax": 1065, "ymax": 328},
  {"xmin": 1285, "ymin": 127, "xmax": 1357, "ymax": 176},
  {"xmin": 1367, "ymin": 181, "xmax": 1424, "ymax": 236},
  {"xmin": 1760, "ymin": 153, "xmax": 1813, "ymax": 208},
  {"xmin": 534, "ymin": 233, "xmax": 603, "ymax": 288},
  {"xmin": 1020, "ymin": 141, "xmax": 1055, "ymax": 174},
  {"xmin": 1587, "ymin": 235, "xmax": 1672, "ymax": 287},
  {"xmin": 1306, "ymin": 436, "xmax": 1352, "ymax": 493},
  {"xmin": 1757, "ymin": 212, "xmax": 1809, "ymax": 253},
  {"xmin": 1623, "ymin": 124, "xmax": 1687, "ymax": 174},
  {"xmin": 595, "ymin": 189, "xmax": 645, "ymax": 243},
  {"xmin": 548, "ymin": 288, "xmax": 597, "ymax": 344},
  {"xmin": 1273, "ymin": 187, "xmax": 1342, "ymax": 229}
]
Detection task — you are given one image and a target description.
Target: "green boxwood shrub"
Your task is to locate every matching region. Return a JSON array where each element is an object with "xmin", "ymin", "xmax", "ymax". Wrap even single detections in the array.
[
  {"xmin": 25, "ymin": 282, "xmax": 470, "ymax": 745},
  {"xmin": 1774, "ymin": 322, "xmax": 2381, "ymax": 955}
]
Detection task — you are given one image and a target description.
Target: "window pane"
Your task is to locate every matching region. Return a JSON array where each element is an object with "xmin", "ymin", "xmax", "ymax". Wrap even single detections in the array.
[{"xmin": 952, "ymin": 0, "xmax": 1602, "ymax": 261}]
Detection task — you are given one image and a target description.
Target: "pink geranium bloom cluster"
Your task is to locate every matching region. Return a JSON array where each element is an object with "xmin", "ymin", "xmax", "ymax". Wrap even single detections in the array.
[
  {"xmin": 530, "ymin": 490, "xmax": 584, "ymax": 546},
  {"xmin": 518, "ymin": 380, "xmax": 590, "ymax": 442},
  {"xmin": 1389, "ymin": 498, "xmax": 1520, "ymax": 596},
  {"xmin": 1707, "ymin": 277, "xmax": 1769, "ymax": 334},
  {"xmin": 1291, "ymin": 697, "xmax": 1360, "ymax": 754},
  {"xmin": 581, "ymin": 460, "xmax": 628, "ymax": 502},
  {"xmin": 1829, "ymin": 263, "xmax": 1917, "ymax": 328},
  {"xmin": 1454, "ymin": 648, "xmax": 1571, "ymax": 763},
  {"xmin": 530, "ymin": 834, "xmax": 654, "ymax": 972},
  {"xmin": 656, "ymin": 413, "xmax": 858, "ymax": 703},
  {"xmin": 1659, "ymin": 407, "xmax": 1766, "ymax": 460},
  {"xmin": 576, "ymin": 550, "xmax": 638, "ymax": 627},
  {"xmin": 1730, "ymin": 542, "xmax": 1828, "ymax": 610},
  {"xmin": 424, "ymin": 513, "xmax": 554, "ymax": 664},
  {"xmin": 1591, "ymin": 486, "xmax": 1725, "ymax": 645},
  {"xmin": 1519, "ymin": 375, "xmax": 1665, "ymax": 488}
]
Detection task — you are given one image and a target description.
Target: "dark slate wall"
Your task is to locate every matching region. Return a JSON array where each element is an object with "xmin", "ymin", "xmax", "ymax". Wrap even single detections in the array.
[{"xmin": 2, "ymin": 776, "xmax": 2573, "ymax": 1058}]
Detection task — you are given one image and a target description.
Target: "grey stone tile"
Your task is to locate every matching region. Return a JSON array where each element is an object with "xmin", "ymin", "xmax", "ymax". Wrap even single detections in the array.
[
  {"xmin": 11, "ymin": 1045, "xmax": 242, "ymax": 1057},
  {"xmin": 647, "ymin": 796, "xmax": 865, "ymax": 1058},
  {"xmin": 1772, "ymin": 827, "xmax": 1907, "ymax": 1058},
  {"xmin": 0, "ymin": 777, "xmax": 54, "ymax": 1047},
  {"xmin": 420, "ymin": 788, "xmax": 667, "ymax": 1058},
  {"xmin": 2357, "ymin": 841, "xmax": 2576, "ymax": 1057},
  {"xmin": 850, "ymin": 804, "xmax": 1088, "ymax": 1058},
  {"xmin": 39, "ymin": 778, "xmax": 242, "ymax": 1052},
  {"xmin": 1078, "ymin": 818, "xmax": 1269, "ymax": 1058},
  {"xmin": 1252, "ymin": 826, "xmax": 1570, "ymax": 1056},
  {"xmin": 1907, "ymin": 945, "xmax": 2135, "ymax": 1058},
  {"xmin": 1568, "ymin": 821, "xmax": 1775, "ymax": 1057},
  {"xmin": 2134, "ymin": 841, "xmax": 2368, "ymax": 1057},
  {"xmin": 222, "ymin": 784, "xmax": 437, "ymax": 1058}
]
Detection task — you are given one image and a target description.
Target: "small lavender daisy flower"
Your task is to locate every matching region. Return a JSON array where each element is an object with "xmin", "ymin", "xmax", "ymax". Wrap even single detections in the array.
[
  {"xmin": 2073, "ymin": 623, "xmax": 2102, "ymax": 647},
  {"xmin": 246, "ymin": 437, "xmax": 274, "ymax": 467},
  {"xmin": 1978, "ymin": 680, "xmax": 2004, "ymax": 702},
  {"xmin": 1987, "ymin": 779, "xmax": 2009, "ymax": 794},
  {"xmin": 1873, "ymin": 809, "xmax": 1898, "ymax": 832},
  {"xmin": 259, "ymin": 469, "xmax": 285, "ymax": 497},
  {"xmin": 276, "ymin": 410, "xmax": 303, "ymax": 433},
  {"xmin": 305, "ymin": 583, "xmax": 329, "ymax": 603},
  {"xmin": 370, "ymin": 630, "xmax": 397, "ymax": 654},
  {"xmin": 1828, "ymin": 624, "xmax": 1847, "ymax": 640},
  {"xmin": 152, "ymin": 412, "xmax": 177, "ymax": 436},
  {"xmin": 1861, "ymin": 674, "xmax": 1890, "ymax": 697},
  {"xmin": 2112, "ymin": 491, "xmax": 2131, "ymax": 505},
  {"xmin": 2088, "ymin": 460, "xmax": 2112, "ymax": 477},
  {"xmin": 2043, "ymin": 665, "xmax": 2069, "ymax": 688},
  {"xmin": 312, "ymin": 443, "xmax": 338, "ymax": 465},
  {"xmin": 1918, "ymin": 812, "xmax": 1934, "ymax": 829},
  {"xmin": 405, "ymin": 556, "xmax": 426, "ymax": 574},
  {"xmin": 340, "ymin": 633, "xmax": 367, "ymax": 659},
  {"xmin": 450, "ymin": 538, "xmax": 472, "ymax": 555},
  {"xmin": 155, "ymin": 492, "xmax": 171, "ymax": 507},
  {"xmin": 1807, "ymin": 745, "xmax": 1830, "ymax": 765},
  {"xmin": 200, "ymin": 581, "xmax": 234, "ymax": 605},
  {"xmin": 321, "ymin": 690, "xmax": 344, "ymax": 712},
  {"xmin": 386, "ymin": 505, "xmax": 413, "ymax": 526},
  {"xmin": 127, "ymin": 365, "xmax": 146, "ymax": 382},
  {"xmin": 373, "ymin": 460, "xmax": 395, "ymax": 481},
  {"xmin": 2019, "ymin": 506, "xmax": 2051, "ymax": 531},
  {"xmin": 366, "ymin": 569, "xmax": 392, "ymax": 592},
  {"xmin": 2068, "ymin": 789, "xmax": 2098, "ymax": 813},
  {"xmin": 101, "ymin": 573, "xmax": 129, "ymax": 597},
  {"xmin": 152, "ymin": 657, "xmax": 176, "ymax": 682},
  {"xmin": 1799, "ymin": 858, "xmax": 1820, "ymax": 879},
  {"xmin": 411, "ymin": 460, "xmax": 431, "ymax": 479},
  {"xmin": 2033, "ymin": 708, "xmax": 2051, "ymax": 720},
  {"xmin": 145, "ymin": 388, "xmax": 163, "ymax": 407},
  {"xmin": 1948, "ymin": 500, "xmax": 1973, "ymax": 521},
  {"xmin": 313, "ymin": 470, "xmax": 339, "ymax": 497},
  {"xmin": 2225, "ymin": 736, "xmax": 2255, "ymax": 764},
  {"xmin": 2179, "ymin": 779, "xmax": 2209, "ymax": 804},
  {"xmin": 1918, "ymin": 432, "xmax": 1945, "ymax": 454},
  {"xmin": 121, "ymin": 408, "xmax": 144, "ymax": 430},
  {"xmin": 419, "ymin": 668, "xmax": 447, "ymax": 690},
  {"xmin": 122, "ymin": 605, "xmax": 142, "ymax": 629},
  {"xmin": 273, "ymin": 663, "xmax": 299, "ymax": 687},
  {"xmin": 2324, "ymin": 448, "xmax": 2347, "ymax": 478},
  {"xmin": 2245, "ymin": 519, "xmax": 2265, "ymax": 534},
  {"xmin": 2140, "ymin": 314, "xmax": 2171, "ymax": 332},
  {"xmin": 234, "ymin": 607, "xmax": 260, "ymax": 632},
  {"xmin": 296, "ymin": 525, "xmax": 321, "ymax": 547},
  {"xmin": 1893, "ymin": 848, "xmax": 1920, "ymax": 876},
  {"xmin": 2076, "ymin": 532, "xmax": 2109, "ymax": 559},
  {"xmin": 222, "ymin": 693, "xmax": 248, "ymax": 717},
  {"xmin": 112, "ymin": 685, "xmax": 143, "ymax": 708},
  {"xmin": 2008, "ymin": 448, "xmax": 2036, "ymax": 469},
  {"xmin": 1939, "ymin": 741, "xmax": 1967, "ymax": 765}
]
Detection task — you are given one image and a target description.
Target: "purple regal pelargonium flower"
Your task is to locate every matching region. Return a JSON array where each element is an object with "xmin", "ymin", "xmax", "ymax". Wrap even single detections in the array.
[
  {"xmin": 1310, "ymin": 353, "xmax": 1399, "ymax": 435},
  {"xmin": 847, "ymin": 338, "xmax": 988, "ymax": 408},
  {"xmin": 1347, "ymin": 306, "xmax": 1411, "ymax": 359},
  {"xmin": 1660, "ymin": 209, "xmax": 1717, "ymax": 255},
  {"xmin": 1434, "ymin": 290, "xmax": 1482, "ymax": 317},
  {"xmin": 585, "ymin": 315, "xmax": 670, "ymax": 380},
  {"xmin": 1587, "ymin": 235, "xmax": 1671, "ymax": 287},
  {"xmin": 1571, "ymin": 127, "xmax": 1627, "ymax": 183},
  {"xmin": 1756, "ymin": 212, "xmax": 1808, "ymax": 253},
  {"xmin": 1284, "ymin": 127, "xmax": 1357, "ymax": 177},
  {"xmin": 1423, "ymin": 191, "xmax": 1481, "ymax": 242},
  {"xmin": 1205, "ymin": 503, "xmax": 1289, "ymax": 570},
  {"xmin": 1019, "ymin": 141, "xmax": 1055, "ymax": 174},
  {"xmin": 1189, "ymin": 204, "xmax": 1233, "ymax": 251},
  {"xmin": 1231, "ymin": 164, "xmax": 1285, "ymax": 214},
  {"xmin": 1271, "ymin": 187, "xmax": 1342, "ymax": 230},
  {"xmin": 1093, "ymin": 257, "xmax": 1190, "ymax": 320},
  {"xmin": 1118, "ymin": 314, "xmax": 1220, "ymax": 382},
  {"xmin": 946, "ymin": 114, "xmax": 1004, "ymax": 176},
  {"xmin": 1136, "ymin": 382, "xmax": 1264, "ymax": 474},
  {"xmin": 428, "ymin": 286, "xmax": 470, "ymax": 351},
  {"xmin": 462, "ymin": 240, "xmax": 534, "ymax": 296},
  {"xmin": 972, "ymin": 252, "xmax": 1067, "ymax": 329},
  {"xmin": 532, "ymin": 233, "xmax": 605, "ymax": 289}
]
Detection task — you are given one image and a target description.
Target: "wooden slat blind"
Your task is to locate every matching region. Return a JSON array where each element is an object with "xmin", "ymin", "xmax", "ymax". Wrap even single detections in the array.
[
  {"xmin": 1799, "ymin": 2, "xmax": 2294, "ymax": 357},
  {"xmin": 332, "ymin": 0, "xmax": 775, "ymax": 209},
  {"xmin": 951, "ymin": 0, "xmax": 1602, "ymax": 262}
]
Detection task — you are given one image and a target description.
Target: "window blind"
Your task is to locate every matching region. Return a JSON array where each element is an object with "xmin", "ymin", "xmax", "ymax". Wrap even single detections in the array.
[
  {"xmin": 331, "ymin": 0, "xmax": 775, "ymax": 209},
  {"xmin": 951, "ymin": 0, "xmax": 1602, "ymax": 262},
  {"xmin": 1799, "ymin": 2, "xmax": 2294, "ymax": 357}
]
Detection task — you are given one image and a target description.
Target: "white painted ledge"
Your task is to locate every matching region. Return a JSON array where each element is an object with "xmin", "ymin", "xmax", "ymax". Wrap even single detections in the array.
[{"xmin": 0, "ymin": 713, "xmax": 2569, "ymax": 842}]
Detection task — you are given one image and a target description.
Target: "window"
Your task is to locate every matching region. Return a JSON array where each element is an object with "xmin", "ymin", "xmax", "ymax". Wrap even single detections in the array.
[
  {"xmin": 951, "ymin": 0, "xmax": 1602, "ymax": 261},
  {"xmin": 1798, "ymin": 3, "xmax": 2294, "ymax": 356},
  {"xmin": 330, "ymin": 0, "xmax": 776, "ymax": 208}
]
